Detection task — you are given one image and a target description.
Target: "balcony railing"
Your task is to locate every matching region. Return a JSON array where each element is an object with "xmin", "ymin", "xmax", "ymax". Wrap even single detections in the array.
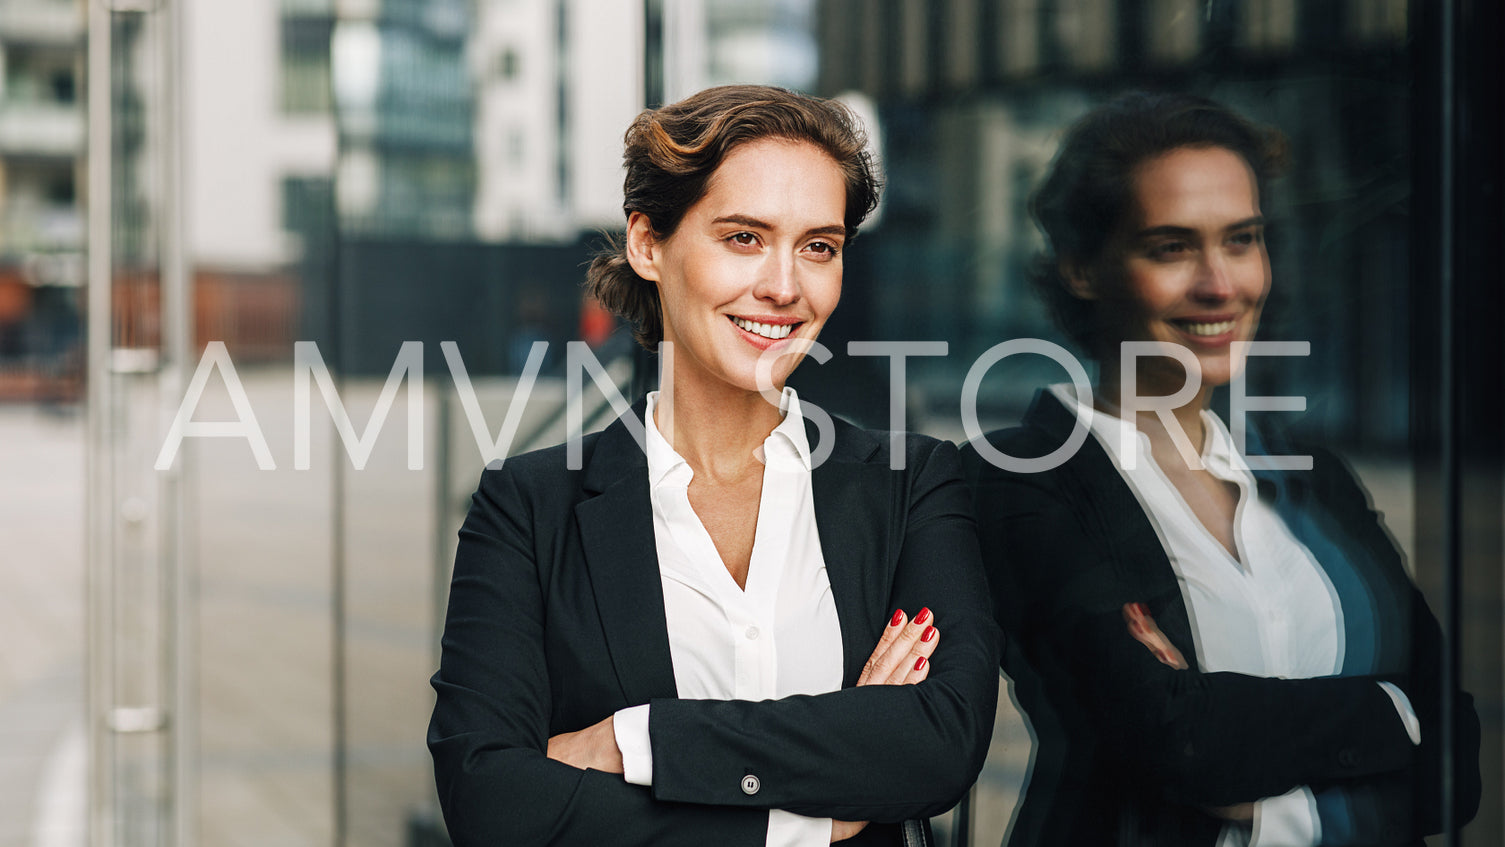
[
  {"xmin": 0, "ymin": 1, "xmax": 83, "ymax": 46},
  {"xmin": 0, "ymin": 101, "xmax": 84, "ymax": 156}
]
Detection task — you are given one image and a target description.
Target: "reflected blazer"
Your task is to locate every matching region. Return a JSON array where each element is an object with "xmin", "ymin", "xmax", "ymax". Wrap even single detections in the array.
[
  {"xmin": 961, "ymin": 390, "xmax": 1479, "ymax": 847},
  {"xmin": 429, "ymin": 402, "xmax": 1000, "ymax": 847}
]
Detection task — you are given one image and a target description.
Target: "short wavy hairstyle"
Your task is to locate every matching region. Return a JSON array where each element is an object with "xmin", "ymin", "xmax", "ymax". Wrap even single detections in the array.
[
  {"xmin": 586, "ymin": 85, "xmax": 880, "ymax": 349},
  {"xmin": 1029, "ymin": 91, "xmax": 1288, "ymax": 357}
]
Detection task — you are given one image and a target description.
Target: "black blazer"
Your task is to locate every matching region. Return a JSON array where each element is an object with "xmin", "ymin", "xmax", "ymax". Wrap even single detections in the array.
[
  {"xmin": 961, "ymin": 390, "xmax": 1480, "ymax": 847},
  {"xmin": 429, "ymin": 403, "xmax": 1000, "ymax": 847}
]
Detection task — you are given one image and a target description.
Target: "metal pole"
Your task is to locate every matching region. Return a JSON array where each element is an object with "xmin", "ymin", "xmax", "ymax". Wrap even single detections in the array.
[
  {"xmin": 85, "ymin": 1, "xmax": 116, "ymax": 845},
  {"xmin": 1437, "ymin": 0, "xmax": 1458, "ymax": 842},
  {"xmin": 157, "ymin": 0, "xmax": 195, "ymax": 845},
  {"xmin": 433, "ymin": 385, "xmax": 452, "ymax": 669},
  {"xmin": 329, "ymin": 42, "xmax": 349, "ymax": 847}
]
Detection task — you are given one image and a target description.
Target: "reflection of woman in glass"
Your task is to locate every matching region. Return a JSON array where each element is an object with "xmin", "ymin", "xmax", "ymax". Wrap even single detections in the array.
[
  {"xmin": 429, "ymin": 86, "xmax": 999, "ymax": 846},
  {"xmin": 964, "ymin": 93, "xmax": 1479, "ymax": 846}
]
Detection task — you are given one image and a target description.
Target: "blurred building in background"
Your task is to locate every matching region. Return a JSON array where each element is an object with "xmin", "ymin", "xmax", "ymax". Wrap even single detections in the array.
[
  {"xmin": 0, "ymin": 0, "xmax": 828, "ymax": 395},
  {"xmin": 814, "ymin": 0, "xmax": 1413, "ymax": 447},
  {"xmin": 472, "ymin": 0, "xmax": 641, "ymax": 240},
  {"xmin": 0, "ymin": 0, "xmax": 84, "ymax": 400},
  {"xmin": 334, "ymin": 0, "xmax": 474, "ymax": 239}
]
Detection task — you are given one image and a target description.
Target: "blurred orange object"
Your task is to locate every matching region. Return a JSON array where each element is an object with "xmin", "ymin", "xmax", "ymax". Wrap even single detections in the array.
[
  {"xmin": 0, "ymin": 272, "xmax": 33, "ymax": 324},
  {"xmin": 579, "ymin": 295, "xmax": 616, "ymax": 348}
]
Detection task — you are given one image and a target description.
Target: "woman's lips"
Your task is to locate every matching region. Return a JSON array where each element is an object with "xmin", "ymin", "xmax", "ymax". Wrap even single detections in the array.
[
  {"xmin": 1167, "ymin": 315, "xmax": 1240, "ymax": 346},
  {"xmin": 1174, "ymin": 318, "xmax": 1237, "ymax": 337},
  {"xmin": 729, "ymin": 315, "xmax": 801, "ymax": 341}
]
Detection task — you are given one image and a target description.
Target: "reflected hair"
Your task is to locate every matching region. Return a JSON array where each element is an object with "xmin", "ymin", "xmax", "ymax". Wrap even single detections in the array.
[
  {"xmin": 587, "ymin": 85, "xmax": 880, "ymax": 349},
  {"xmin": 1029, "ymin": 91, "xmax": 1288, "ymax": 356}
]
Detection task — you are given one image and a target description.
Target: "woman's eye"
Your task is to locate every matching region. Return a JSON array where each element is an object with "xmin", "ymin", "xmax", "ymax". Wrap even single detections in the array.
[
  {"xmin": 1147, "ymin": 242, "xmax": 1188, "ymax": 261},
  {"xmin": 805, "ymin": 240, "xmax": 839, "ymax": 258},
  {"xmin": 727, "ymin": 232, "xmax": 758, "ymax": 247},
  {"xmin": 1228, "ymin": 229, "xmax": 1263, "ymax": 249}
]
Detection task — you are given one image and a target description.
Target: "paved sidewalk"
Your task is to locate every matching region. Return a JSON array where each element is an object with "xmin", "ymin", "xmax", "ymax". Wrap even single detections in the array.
[{"xmin": 0, "ymin": 405, "xmax": 84, "ymax": 847}]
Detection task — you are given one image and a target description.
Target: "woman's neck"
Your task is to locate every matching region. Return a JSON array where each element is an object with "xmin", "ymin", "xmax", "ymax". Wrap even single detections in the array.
[{"xmin": 653, "ymin": 376, "xmax": 786, "ymax": 484}]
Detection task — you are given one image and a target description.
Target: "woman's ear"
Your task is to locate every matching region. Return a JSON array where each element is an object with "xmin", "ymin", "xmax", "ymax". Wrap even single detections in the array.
[
  {"xmin": 625, "ymin": 211, "xmax": 661, "ymax": 283},
  {"xmin": 1061, "ymin": 258, "xmax": 1098, "ymax": 301}
]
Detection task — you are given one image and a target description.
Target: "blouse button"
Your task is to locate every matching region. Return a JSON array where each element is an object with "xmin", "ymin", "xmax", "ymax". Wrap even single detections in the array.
[{"xmin": 745, "ymin": 626, "xmax": 761, "ymax": 641}]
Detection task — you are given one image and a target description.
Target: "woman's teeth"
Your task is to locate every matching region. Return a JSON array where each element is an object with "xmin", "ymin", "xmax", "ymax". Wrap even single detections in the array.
[
  {"xmin": 732, "ymin": 317, "xmax": 794, "ymax": 339},
  {"xmin": 1180, "ymin": 319, "xmax": 1236, "ymax": 337}
]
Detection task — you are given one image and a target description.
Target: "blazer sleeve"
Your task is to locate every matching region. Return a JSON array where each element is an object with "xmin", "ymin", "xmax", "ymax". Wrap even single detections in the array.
[
  {"xmin": 1301, "ymin": 447, "xmax": 1483, "ymax": 843},
  {"xmin": 427, "ymin": 464, "xmax": 769, "ymax": 847},
  {"xmin": 1303, "ymin": 582, "xmax": 1480, "ymax": 846},
  {"xmin": 645, "ymin": 439, "xmax": 1002, "ymax": 822},
  {"xmin": 966, "ymin": 456, "xmax": 1417, "ymax": 810}
]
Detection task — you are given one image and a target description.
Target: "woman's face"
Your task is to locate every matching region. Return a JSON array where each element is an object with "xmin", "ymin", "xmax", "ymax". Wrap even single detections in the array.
[
  {"xmin": 1087, "ymin": 145, "xmax": 1270, "ymax": 393},
  {"xmin": 628, "ymin": 137, "xmax": 847, "ymax": 395}
]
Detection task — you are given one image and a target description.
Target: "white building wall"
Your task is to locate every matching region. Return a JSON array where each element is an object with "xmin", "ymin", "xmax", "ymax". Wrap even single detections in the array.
[
  {"xmin": 183, "ymin": 0, "xmax": 335, "ymax": 271},
  {"xmin": 474, "ymin": 0, "xmax": 567, "ymax": 241},
  {"xmin": 473, "ymin": 0, "xmax": 644, "ymax": 241},
  {"xmin": 566, "ymin": 0, "xmax": 643, "ymax": 230}
]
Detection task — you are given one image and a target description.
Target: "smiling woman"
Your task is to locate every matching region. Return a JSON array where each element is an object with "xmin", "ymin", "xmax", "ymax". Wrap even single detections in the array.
[
  {"xmin": 963, "ymin": 92, "xmax": 1480, "ymax": 847},
  {"xmin": 428, "ymin": 85, "xmax": 999, "ymax": 847},
  {"xmin": 1080, "ymin": 146, "xmax": 1269, "ymax": 396},
  {"xmin": 626, "ymin": 138, "xmax": 846, "ymax": 396}
]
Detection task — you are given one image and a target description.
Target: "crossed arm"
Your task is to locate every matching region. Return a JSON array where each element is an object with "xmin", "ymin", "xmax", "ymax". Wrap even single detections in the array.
[
  {"xmin": 547, "ymin": 606, "xmax": 945, "ymax": 842},
  {"xmin": 428, "ymin": 443, "xmax": 1000, "ymax": 847},
  {"xmin": 970, "ymin": 463, "xmax": 1477, "ymax": 843}
]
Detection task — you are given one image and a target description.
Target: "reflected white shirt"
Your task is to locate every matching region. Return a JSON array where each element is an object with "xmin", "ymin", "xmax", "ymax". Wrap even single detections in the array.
[
  {"xmin": 613, "ymin": 388, "xmax": 843, "ymax": 847},
  {"xmin": 1052, "ymin": 384, "xmax": 1416, "ymax": 847}
]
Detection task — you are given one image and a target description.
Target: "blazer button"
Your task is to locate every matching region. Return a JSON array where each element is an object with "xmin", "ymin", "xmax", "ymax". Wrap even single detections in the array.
[
  {"xmin": 1338, "ymin": 749, "xmax": 1359, "ymax": 768},
  {"xmin": 741, "ymin": 774, "xmax": 761, "ymax": 795}
]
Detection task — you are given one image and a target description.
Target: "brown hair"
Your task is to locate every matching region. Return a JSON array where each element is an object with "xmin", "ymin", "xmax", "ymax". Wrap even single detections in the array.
[
  {"xmin": 1029, "ymin": 91, "xmax": 1288, "ymax": 357},
  {"xmin": 587, "ymin": 85, "xmax": 880, "ymax": 349}
]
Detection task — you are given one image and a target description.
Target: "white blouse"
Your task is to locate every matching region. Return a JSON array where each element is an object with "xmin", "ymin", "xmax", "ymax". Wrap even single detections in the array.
[
  {"xmin": 613, "ymin": 387, "xmax": 843, "ymax": 847},
  {"xmin": 1051, "ymin": 384, "xmax": 1416, "ymax": 847}
]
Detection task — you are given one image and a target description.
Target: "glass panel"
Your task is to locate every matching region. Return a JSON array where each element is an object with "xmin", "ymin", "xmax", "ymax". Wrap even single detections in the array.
[
  {"xmin": 811, "ymin": 2, "xmax": 1491, "ymax": 845},
  {"xmin": 38, "ymin": 2, "xmax": 1494, "ymax": 846},
  {"xmin": 185, "ymin": 0, "xmax": 337, "ymax": 842},
  {"xmin": 0, "ymin": 0, "xmax": 86, "ymax": 811}
]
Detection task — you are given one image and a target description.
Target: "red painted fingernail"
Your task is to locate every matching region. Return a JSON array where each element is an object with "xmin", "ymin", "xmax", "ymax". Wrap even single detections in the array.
[
  {"xmin": 914, "ymin": 607, "xmax": 931, "ymax": 625},
  {"xmin": 922, "ymin": 626, "xmax": 937, "ymax": 643},
  {"xmin": 1135, "ymin": 603, "xmax": 1150, "ymax": 617},
  {"xmin": 890, "ymin": 609, "xmax": 904, "ymax": 627},
  {"xmin": 914, "ymin": 656, "xmax": 927, "ymax": 671}
]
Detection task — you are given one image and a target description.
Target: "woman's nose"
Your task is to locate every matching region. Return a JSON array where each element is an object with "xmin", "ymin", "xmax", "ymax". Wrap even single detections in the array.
[
  {"xmin": 754, "ymin": 255, "xmax": 800, "ymax": 305},
  {"xmin": 1193, "ymin": 254, "xmax": 1236, "ymax": 301}
]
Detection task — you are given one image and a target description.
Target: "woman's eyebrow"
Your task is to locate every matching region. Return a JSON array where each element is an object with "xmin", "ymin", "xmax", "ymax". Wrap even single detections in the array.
[
  {"xmin": 1133, "ymin": 216, "xmax": 1267, "ymax": 240},
  {"xmin": 1133, "ymin": 224, "xmax": 1197, "ymax": 241},
  {"xmin": 1226, "ymin": 215, "xmax": 1267, "ymax": 231},
  {"xmin": 711, "ymin": 214, "xmax": 772, "ymax": 229},
  {"xmin": 712, "ymin": 215, "xmax": 847, "ymax": 240}
]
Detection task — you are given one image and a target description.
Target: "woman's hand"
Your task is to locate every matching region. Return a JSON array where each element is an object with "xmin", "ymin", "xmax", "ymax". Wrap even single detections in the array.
[
  {"xmin": 829, "ymin": 608, "xmax": 940, "ymax": 841},
  {"xmin": 858, "ymin": 607, "xmax": 940, "ymax": 685},
  {"xmin": 831, "ymin": 819, "xmax": 868, "ymax": 841},
  {"xmin": 1126, "ymin": 604, "xmax": 1262, "ymax": 822},
  {"xmin": 546, "ymin": 714, "xmax": 625, "ymax": 773},
  {"xmin": 1122, "ymin": 602, "xmax": 1188, "ymax": 670},
  {"xmin": 1206, "ymin": 803, "xmax": 1256, "ymax": 822}
]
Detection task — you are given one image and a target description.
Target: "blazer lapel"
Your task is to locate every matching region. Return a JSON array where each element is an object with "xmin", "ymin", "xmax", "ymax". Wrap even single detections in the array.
[
  {"xmin": 810, "ymin": 418, "xmax": 890, "ymax": 686},
  {"xmin": 1024, "ymin": 390, "xmax": 1181, "ymax": 601},
  {"xmin": 575, "ymin": 403, "xmax": 679, "ymax": 705}
]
